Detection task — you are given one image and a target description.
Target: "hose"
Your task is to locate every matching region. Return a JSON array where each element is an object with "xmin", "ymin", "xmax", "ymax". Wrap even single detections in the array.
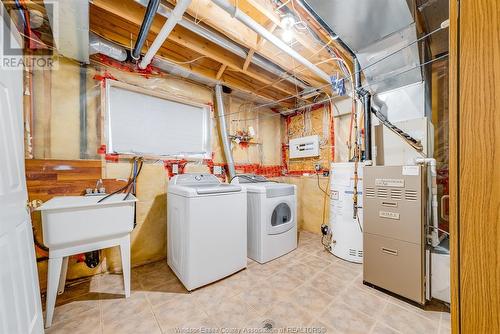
[{"xmin": 97, "ymin": 157, "xmax": 144, "ymax": 203}]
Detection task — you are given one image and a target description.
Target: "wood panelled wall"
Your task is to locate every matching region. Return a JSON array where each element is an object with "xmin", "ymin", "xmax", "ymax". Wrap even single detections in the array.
[
  {"xmin": 25, "ymin": 159, "xmax": 126, "ymax": 202},
  {"xmin": 449, "ymin": 1, "xmax": 500, "ymax": 333}
]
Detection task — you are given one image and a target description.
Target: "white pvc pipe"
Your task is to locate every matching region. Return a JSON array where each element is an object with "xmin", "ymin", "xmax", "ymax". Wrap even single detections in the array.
[
  {"xmin": 416, "ymin": 157, "xmax": 440, "ymax": 247},
  {"xmin": 211, "ymin": 0, "xmax": 332, "ymax": 84},
  {"xmin": 139, "ymin": 0, "xmax": 193, "ymax": 69}
]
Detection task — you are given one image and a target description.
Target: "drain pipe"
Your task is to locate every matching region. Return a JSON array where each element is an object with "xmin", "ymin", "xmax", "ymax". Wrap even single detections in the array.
[
  {"xmin": 415, "ymin": 157, "xmax": 440, "ymax": 247},
  {"xmin": 139, "ymin": 0, "xmax": 192, "ymax": 69},
  {"xmin": 354, "ymin": 59, "xmax": 361, "ymax": 91},
  {"xmin": 132, "ymin": 0, "xmax": 161, "ymax": 60},
  {"xmin": 215, "ymin": 84, "xmax": 236, "ymax": 179},
  {"xmin": 211, "ymin": 0, "xmax": 331, "ymax": 84},
  {"xmin": 359, "ymin": 89, "xmax": 372, "ymax": 161}
]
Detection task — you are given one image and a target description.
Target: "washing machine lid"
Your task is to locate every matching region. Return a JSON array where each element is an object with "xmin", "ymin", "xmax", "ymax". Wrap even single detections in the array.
[
  {"xmin": 231, "ymin": 174, "xmax": 295, "ymax": 195},
  {"xmin": 169, "ymin": 173, "xmax": 242, "ymax": 197}
]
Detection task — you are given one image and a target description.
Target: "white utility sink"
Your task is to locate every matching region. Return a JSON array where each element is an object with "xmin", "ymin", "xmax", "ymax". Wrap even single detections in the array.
[
  {"xmin": 38, "ymin": 193, "xmax": 137, "ymax": 328},
  {"xmin": 37, "ymin": 194, "xmax": 137, "ymax": 249}
]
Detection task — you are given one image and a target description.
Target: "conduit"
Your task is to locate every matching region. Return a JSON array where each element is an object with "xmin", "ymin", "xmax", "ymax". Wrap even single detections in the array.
[
  {"xmin": 211, "ymin": 0, "xmax": 332, "ymax": 84},
  {"xmin": 215, "ymin": 84, "xmax": 236, "ymax": 179},
  {"xmin": 132, "ymin": 0, "xmax": 161, "ymax": 60},
  {"xmin": 139, "ymin": 0, "xmax": 192, "ymax": 69}
]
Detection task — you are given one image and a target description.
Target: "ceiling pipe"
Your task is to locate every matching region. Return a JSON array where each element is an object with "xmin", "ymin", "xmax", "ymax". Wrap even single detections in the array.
[
  {"xmin": 211, "ymin": 0, "xmax": 332, "ymax": 84},
  {"xmin": 215, "ymin": 84, "xmax": 236, "ymax": 179},
  {"xmin": 135, "ymin": 0, "xmax": 309, "ymax": 90},
  {"xmin": 139, "ymin": 0, "xmax": 193, "ymax": 69},
  {"xmin": 132, "ymin": 0, "xmax": 161, "ymax": 60}
]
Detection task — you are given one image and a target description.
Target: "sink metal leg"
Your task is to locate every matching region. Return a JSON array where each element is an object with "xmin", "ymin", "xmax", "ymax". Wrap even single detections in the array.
[
  {"xmin": 58, "ymin": 256, "xmax": 69, "ymax": 295},
  {"xmin": 120, "ymin": 235, "xmax": 131, "ymax": 298},
  {"xmin": 45, "ymin": 257, "xmax": 62, "ymax": 328}
]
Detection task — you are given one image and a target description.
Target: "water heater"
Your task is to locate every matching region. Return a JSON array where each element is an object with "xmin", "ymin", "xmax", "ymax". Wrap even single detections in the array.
[{"xmin": 329, "ymin": 162, "xmax": 364, "ymax": 263}]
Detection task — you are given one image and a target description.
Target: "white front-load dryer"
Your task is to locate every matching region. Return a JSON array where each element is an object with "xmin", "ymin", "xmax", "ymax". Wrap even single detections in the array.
[
  {"xmin": 231, "ymin": 174, "xmax": 297, "ymax": 263},
  {"xmin": 168, "ymin": 174, "xmax": 247, "ymax": 290}
]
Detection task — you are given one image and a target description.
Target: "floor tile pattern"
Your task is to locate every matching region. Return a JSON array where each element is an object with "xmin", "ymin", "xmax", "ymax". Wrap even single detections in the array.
[{"xmin": 44, "ymin": 231, "xmax": 450, "ymax": 334}]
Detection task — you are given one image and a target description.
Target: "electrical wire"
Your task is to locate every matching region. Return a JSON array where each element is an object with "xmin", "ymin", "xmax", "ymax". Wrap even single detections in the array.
[
  {"xmin": 217, "ymin": 53, "xmax": 448, "ymax": 122},
  {"xmin": 228, "ymin": 24, "xmax": 449, "ymax": 114}
]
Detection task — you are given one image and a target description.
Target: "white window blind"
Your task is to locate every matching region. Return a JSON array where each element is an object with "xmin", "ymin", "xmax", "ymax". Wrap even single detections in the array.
[{"xmin": 105, "ymin": 80, "xmax": 211, "ymax": 158}]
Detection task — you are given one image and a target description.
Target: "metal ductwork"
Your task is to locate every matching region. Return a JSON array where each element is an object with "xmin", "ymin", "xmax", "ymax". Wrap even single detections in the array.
[
  {"xmin": 135, "ymin": 0, "xmax": 310, "ymax": 90},
  {"xmin": 132, "ymin": 0, "xmax": 161, "ymax": 60},
  {"xmin": 44, "ymin": 0, "xmax": 89, "ymax": 63},
  {"xmin": 89, "ymin": 34, "xmax": 274, "ymax": 105},
  {"xmin": 89, "ymin": 32, "xmax": 127, "ymax": 62},
  {"xmin": 215, "ymin": 84, "xmax": 236, "ymax": 179},
  {"xmin": 301, "ymin": 0, "xmax": 424, "ymax": 95}
]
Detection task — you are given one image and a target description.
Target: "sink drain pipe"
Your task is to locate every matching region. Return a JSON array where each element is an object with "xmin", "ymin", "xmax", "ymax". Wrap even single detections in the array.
[{"xmin": 215, "ymin": 84, "xmax": 236, "ymax": 179}]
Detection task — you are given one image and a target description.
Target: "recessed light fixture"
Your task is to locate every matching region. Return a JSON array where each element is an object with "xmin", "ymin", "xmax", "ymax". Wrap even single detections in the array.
[{"xmin": 281, "ymin": 13, "xmax": 296, "ymax": 30}]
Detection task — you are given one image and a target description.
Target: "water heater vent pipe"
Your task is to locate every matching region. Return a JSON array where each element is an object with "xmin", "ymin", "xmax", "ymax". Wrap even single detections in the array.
[{"xmin": 215, "ymin": 84, "xmax": 236, "ymax": 179}]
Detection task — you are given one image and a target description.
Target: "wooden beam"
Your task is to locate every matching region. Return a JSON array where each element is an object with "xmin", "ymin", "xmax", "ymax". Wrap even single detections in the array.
[
  {"xmin": 243, "ymin": 21, "xmax": 277, "ymax": 71},
  {"xmin": 91, "ymin": 0, "xmax": 301, "ymax": 98},
  {"xmin": 161, "ymin": 0, "xmax": 327, "ymax": 87},
  {"xmin": 216, "ymin": 64, "xmax": 227, "ymax": 80},
  {"xmin": 90, "ymin": 15, "xmax": 295, "ymax": 105}
]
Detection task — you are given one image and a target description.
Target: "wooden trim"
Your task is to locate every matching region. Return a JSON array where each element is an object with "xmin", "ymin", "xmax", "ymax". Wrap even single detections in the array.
[
  {"xmin": 448, "ymin": 0, "xmax": 459, "ymax": 332},
  {"xmin": 450, "ymin": 1, "xmax": 500, "ymax": 332}
]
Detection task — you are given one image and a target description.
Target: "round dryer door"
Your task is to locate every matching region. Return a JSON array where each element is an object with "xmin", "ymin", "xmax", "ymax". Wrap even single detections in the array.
[{"xmin": 269, "ymin": 202, "xmax": 294, "ymax": 235}]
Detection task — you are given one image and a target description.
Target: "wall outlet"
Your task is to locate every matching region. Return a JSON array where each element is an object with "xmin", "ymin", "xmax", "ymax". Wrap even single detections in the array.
[
  {"xmin": 172, "ymin": 164, "xmax": 179, "ymax": 174},
  {"xmin": 213, "ymin": 165, "xmax": 222, "ymax": 175}
]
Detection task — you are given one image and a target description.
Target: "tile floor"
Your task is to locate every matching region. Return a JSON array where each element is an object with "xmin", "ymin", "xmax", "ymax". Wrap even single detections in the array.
[{"xmin": 44, "ymin": 231, "xmax": 450, "ymax": 334}]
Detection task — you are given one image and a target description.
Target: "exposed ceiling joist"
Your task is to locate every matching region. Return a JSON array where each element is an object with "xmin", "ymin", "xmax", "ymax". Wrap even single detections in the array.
[{"xmin": 91, "ymin": 0, "xmax": 302, "ymax": 99}]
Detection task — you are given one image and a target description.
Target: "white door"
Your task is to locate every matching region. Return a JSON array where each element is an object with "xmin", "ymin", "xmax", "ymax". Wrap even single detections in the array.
[{"xmin": 0, "ymin": 8, "xmax": 44, "ymax": 334}]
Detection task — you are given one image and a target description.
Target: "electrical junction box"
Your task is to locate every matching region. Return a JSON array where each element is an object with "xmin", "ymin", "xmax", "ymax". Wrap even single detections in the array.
[{"xmin": 289, "ymin": 135, "xmax": 320, "ymax": 159}]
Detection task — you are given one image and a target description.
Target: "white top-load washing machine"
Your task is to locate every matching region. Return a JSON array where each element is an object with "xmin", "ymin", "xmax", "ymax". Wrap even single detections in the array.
[
  {"xmin": 167, "ymin": 174, "xmax": 247, "ymax": 290},
  {"xmin": 231, "ymin": 174, "xmax": 297, "ymax": 264}
]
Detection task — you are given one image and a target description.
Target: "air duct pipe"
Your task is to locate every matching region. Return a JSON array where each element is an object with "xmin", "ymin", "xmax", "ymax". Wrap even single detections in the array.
[
  {"xmin": 415, "ymin": 157, "xmax": 440, "ymax": 247},
  {"xmin": 89, "ymin": 32, "xmax": 127, "ymax": 61},
  {"xmin": 132, "ymin": 0, "xmax": 161, "ymax": 60},
  {"xmin": 215, "ymin": 84, "xmax": 236, "ymax": 179},
  {"xmin": 135, "ymin": 0, "xmax": 309, "ymax": 89},
  {"xmin": 211, "ymin": 0, "xmax": 331, "ymax": 84},
  {"xmin": 139, "ymin": 0, "xmax": 192, "ymax": 69}
]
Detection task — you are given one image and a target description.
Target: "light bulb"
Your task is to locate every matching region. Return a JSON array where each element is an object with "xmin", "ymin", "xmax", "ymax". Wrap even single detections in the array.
[{"xmin": 281, "ymin": 14, "xmax": 296, "ymax": 30}]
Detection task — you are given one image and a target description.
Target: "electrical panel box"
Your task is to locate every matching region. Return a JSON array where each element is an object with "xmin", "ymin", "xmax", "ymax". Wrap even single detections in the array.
[
  {"xmin": 289, "ymin": 135, "xmax": 320, "ymax": 159},
  {"xmin": 363, "ymin": 165, "xmax": 427, "ymax": 304}
]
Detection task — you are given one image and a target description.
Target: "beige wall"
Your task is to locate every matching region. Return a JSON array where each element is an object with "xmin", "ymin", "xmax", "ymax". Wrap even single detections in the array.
[
  {"xmin": 30, "ymin": 58, "xmax": 282, "ymax": 287},
  {"xmin": 30, "ymin": 58, "xmax": 352, "ymax": 288},
  {"xmin": 279, "ymin": 97, "xmax": 352, "ymax": 235}
]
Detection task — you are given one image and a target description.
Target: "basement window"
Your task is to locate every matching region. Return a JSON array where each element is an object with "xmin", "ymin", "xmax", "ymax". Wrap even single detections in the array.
[{"xmin": 104, "ymin": 80, "xmax": 211, "ymax": 159}]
